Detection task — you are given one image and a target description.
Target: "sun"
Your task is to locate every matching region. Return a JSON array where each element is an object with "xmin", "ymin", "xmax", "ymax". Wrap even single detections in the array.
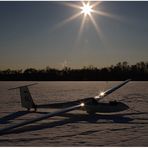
[
  {"xmin": 81, "ymin": 3, "xmax": 93, "ymax": 16},
  {"xmin": 53, "ymin": 1, "xmax": 118, "ymax": 41}
]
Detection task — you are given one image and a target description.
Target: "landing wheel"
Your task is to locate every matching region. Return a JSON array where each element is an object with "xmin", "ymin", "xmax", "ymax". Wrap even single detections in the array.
[{"xmin": 34, "ymin": 105, "xmax": 37, "ymax": 112}]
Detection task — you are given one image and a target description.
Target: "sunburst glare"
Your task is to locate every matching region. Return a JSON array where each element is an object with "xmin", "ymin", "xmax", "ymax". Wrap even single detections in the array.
[{"xmin": 53, "ymin": 1, "xmax": 119, "ymax": 42}]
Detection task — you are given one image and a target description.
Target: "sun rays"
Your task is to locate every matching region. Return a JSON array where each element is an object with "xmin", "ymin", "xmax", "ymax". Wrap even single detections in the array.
[{"xmin": 53, "ymin": 1, "xmax": 119, "ymax": 42}]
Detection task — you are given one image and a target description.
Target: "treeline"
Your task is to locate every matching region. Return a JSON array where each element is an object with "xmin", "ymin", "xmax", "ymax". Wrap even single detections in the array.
[{"xmin": 0, "ymin": 61, "xmax": 148, "ymax": 81}]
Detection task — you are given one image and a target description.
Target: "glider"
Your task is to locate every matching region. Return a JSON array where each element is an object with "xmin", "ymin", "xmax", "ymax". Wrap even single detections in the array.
[{"xmin": 0, "ymin": 79, "xmax": 131, "ymax": 134}]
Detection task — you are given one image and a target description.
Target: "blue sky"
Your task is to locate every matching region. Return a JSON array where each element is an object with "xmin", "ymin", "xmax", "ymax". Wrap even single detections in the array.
[{"xmin": 0, "ymin": 1, "xmax": 148, "ymax": 70}]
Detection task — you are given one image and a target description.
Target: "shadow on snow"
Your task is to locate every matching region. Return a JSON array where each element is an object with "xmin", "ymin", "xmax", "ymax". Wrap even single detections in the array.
[{"xmin": 0, "ymin": 111, "xmax": 148, "ymax": 135}]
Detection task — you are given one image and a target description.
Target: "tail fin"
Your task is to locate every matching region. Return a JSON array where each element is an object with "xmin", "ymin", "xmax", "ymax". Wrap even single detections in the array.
[{"xmin": 9, "ymin": 83, "xmax": 37, "ymax": 111}]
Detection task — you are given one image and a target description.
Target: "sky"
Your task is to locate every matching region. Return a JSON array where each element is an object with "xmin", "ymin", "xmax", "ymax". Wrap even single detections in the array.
[{"xmin": 0, "ymin": 1, "xmax": 148, "ymax": 70}]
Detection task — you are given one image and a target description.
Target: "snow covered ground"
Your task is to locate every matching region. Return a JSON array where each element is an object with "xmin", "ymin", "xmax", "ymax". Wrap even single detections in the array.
[{"xmin": 0, "ymin": 81, "xmax": 148, "ymax": 146}]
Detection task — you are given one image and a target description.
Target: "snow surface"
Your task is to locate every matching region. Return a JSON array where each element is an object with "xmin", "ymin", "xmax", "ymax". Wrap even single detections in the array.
[{"xmin": 0, "ymin": 81, "xmax": 148, "ymax": 146}]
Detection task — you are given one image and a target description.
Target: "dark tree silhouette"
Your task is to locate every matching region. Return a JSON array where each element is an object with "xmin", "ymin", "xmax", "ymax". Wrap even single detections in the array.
[{"xmin": 0, "ymin": 61, "xmax": 147, "ymax": 81}]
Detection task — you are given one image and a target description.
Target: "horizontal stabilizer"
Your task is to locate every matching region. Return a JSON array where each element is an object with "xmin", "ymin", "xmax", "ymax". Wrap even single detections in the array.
[{"xmin": 8, "ymin": 83, "xmax": 38, "ymax": 90}]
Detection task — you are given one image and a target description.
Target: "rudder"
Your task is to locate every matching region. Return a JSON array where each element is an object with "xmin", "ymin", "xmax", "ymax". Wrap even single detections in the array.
[
  {"xmin": 9, "ymin": 83, "xmax": 37, "ymax": 111},
  {"xmin": 20, "ymin": 86, "xmax": 36, "ymax": 111}
]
